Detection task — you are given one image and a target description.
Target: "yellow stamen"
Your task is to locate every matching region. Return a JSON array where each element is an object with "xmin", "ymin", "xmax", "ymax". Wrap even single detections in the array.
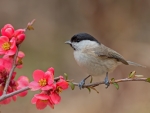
[
  {"xmin": 38, "ymin": 79, "xmax": 47, "ymax": 86},
  {"xmin": 57, "ymin": 87, "xmax": 63, "ymax": 93},
  {"xmin": 2, "ymin": 42, "xmax": 10, "ymax": 50}
]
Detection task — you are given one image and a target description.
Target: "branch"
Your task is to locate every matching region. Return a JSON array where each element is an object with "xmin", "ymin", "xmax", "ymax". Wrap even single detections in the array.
[
  {"xmin": 3, "ymin": 47, "xmax": 19, "ymax": 95},
  {"xmin": 76, "ymin": 77, "xmax": 148, "ymax": 88},
  {"xmin": 0, "ymin": 77, "xmax": 149, "ymax": 101}
]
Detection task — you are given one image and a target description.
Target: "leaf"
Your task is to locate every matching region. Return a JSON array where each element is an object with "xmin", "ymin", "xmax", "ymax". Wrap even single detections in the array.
[
  {"xmin": 111, "ymin": 78, "xmax": 115, "ymax": 82},
  {"xmin": 64, "ymin": 73, "xmax": 68, "ymax": 80},
  {"xmin": 27, "ymin": 25, "xmax": 34, "ymax": 30},
  {"xmin": 146, "ymin": 78, "xmax": 150, "ymax": 83},
  {"xmin": 27, "ymin": 19, "xmax": 36, "ymax": 30},
  {"xmin": 113, "ymin": 83, "xmax": 119, "ymax": 90},
  {"xmin": 68, "ymin": 81, "xmax": 75, "ymax": 90},
  {"xmin": 110, "ymin": 78, "xmax": 119, "ymax": 90},
  {"xmin": 90, "ymin": 76, "xmax": 93, "ymax": 83},
  {"xmin": 90, "ymin": 87, "xmax": 99, "ymax": 93},
  {"xmin": 128, "ymin": 71, "xmax": 136, "ymax": 78},
  {"xmin": 86, "ymin": 87, "xmax": 91, "ymax": 93}
]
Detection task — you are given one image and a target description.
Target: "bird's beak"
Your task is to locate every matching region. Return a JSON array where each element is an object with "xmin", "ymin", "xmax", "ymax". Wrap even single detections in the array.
[{"xmin": 65, "ymin": 40, "xmax": 71, "ymax": 44}]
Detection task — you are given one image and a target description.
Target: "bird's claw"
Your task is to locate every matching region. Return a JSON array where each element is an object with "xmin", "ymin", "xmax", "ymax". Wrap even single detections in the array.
[
  {"xmin": 78, "ymin": 80, "xmax": 85, "ymax": 90},
  {"xmin": 78, "ymin": 75, "xmax": 91, "ymax": 90},
  {"xmin": 104, "ymin": 72, "xmax": 110, "ymax": 88}
]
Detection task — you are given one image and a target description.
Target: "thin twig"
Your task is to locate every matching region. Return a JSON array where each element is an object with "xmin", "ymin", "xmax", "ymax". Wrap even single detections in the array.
[
  {"xmin": 3, "ymin": 47, "xmax": 19, "ymax": 95},
  {"xmin": 0, "ymin": 77, "xmax": 148, "ymax": 101}
]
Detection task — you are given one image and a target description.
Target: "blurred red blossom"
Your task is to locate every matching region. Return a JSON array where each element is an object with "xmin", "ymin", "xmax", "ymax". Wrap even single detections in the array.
[
  {"xmin": 0, "ymin": 36, "xmax": 17, "ymax": 55},
  {"xmin": 31, "ymin": 92, "xmax": 54, "ymax": 109},
  {"xmin": 29, "ymin": 68, "xmax": 69, "ymax": 109},
  {"xmin": 17, "ymin": 76, "xmax": 29, "ymax": 97},
  {"xmin": 29, "ymin": 69, "xmax": 54, "ymax": 91},
  {"xmin": 14, "ymin": 29, "xmax": 25, "ymax": 44},
  {"xmin": 1, "ymin": 24, "xmax": 14, "ymax": 39}
]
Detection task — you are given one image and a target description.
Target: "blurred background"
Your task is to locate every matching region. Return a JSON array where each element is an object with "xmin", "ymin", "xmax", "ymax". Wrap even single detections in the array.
[{"xmin": 0, "ymin": 0, "xmax": 150, "ymax": 113}]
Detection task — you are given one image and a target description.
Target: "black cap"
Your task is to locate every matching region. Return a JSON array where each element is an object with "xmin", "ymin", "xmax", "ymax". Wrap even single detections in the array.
[{"xmin": 71, "ymin": 33, "xmax": 100, "ymax": 44}]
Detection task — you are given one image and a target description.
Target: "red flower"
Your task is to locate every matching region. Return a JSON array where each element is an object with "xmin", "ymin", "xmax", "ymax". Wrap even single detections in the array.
[
  {"xmin": 29, "ymin": 69, "xmax": 54, "ymax": 91},
  {"xmin": 31, "ymin": 93, "xmax": 54, "ymax": 109},
  {"xmin": 56, "ymin": 77, "xmax": 69, "ymax": 90},
  {"xmin": 17, "ymin": 76, "xmax": 29, "ymax": 97},
  {"xmin": 1, "ymin": 24, "xmax": 14, "ymax": 39},
  {"xmin": 50, "ymin": 77, "xmax": 68, "ymax": 104},
  {"xmin": 49, "ymin": 92, "xmax": 61, "ymax": 105},
  {"xmin": 3, "ymin": 51, "xmax": 25, "ymax": 70},
  {"xmin": 0, "ymin": 36, "xmax": 17, "ymax": 55},
  {"xmin": 0, "ymin": 56, "xmax": 13, "ymax": 72},
  {"xmin": 14, "ymin": 29, "xmax": 25, "ymax": 44},
  {"xmin": 16, "ymin": 51, "xmax": 25, "ymax": 68}
]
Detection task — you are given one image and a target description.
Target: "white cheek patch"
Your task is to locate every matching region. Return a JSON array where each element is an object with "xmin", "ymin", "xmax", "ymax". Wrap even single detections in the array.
[{"xmin": 72, "ymin": 40, "xmax": 100, "ymax": 51}]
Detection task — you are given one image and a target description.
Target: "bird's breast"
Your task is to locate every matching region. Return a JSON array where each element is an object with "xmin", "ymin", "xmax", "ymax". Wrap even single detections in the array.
[{"xmin": 74, "ymin": 51, "xmax": 119, "ymax": 76}]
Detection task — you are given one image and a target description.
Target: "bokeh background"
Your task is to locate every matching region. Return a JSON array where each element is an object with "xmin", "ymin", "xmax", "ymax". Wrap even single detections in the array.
[{"xmin": 1, "ymin": 0, "xmax": 150, "ymax": 113}]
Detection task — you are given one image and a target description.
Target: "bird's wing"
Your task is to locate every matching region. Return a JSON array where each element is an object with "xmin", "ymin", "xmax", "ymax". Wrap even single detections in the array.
[{"xmin": 92, "ymin": 44, "xmax": 129, "ymax": 65}]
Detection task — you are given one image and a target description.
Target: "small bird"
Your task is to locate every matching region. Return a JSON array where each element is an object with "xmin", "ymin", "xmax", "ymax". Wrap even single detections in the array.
[{"xmin": 65, "ymin": 33, "xmax": 145, "ymax": 89}]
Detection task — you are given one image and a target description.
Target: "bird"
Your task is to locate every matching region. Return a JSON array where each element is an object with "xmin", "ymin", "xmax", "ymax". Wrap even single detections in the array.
[{"xmin": 65, "ymin": 33, "xmax": 145, "ymax": 89}]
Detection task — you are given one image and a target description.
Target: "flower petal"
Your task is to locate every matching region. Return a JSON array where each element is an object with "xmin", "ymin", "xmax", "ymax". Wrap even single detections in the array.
[
  {"xmin": 31, "ymin": 96, "xmax": 37, "ymax": 104},
  {"xmin": 33, "ymin": 70, "xmax": 45, "ymax": 82},
  {"xmin": 34, "ymin": 94, "xmax": 49, "ymax": 100},
  {"xmin": 50, "ymin": 92, "xmax": 61, "ymax": 104},
  {"xmin": 57, "ymin": 79, "xmax": 69, "ymax": 90},
  {"xmin": 36, "ymin": 99, "xmax": 47, "ymax": 110},
  {"xmin": 41, "ymin": 85, "xmax": 53, "ymax": 90},
  {"xmin": 28, "ymin": 81, "xmax": 40, "ymax": 91}
]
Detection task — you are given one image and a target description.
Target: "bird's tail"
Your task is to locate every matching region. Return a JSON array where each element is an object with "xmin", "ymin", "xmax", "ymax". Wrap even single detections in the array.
[{"xmin": 127, "ymin": 61, "xmax": 146, "ymax": 68}]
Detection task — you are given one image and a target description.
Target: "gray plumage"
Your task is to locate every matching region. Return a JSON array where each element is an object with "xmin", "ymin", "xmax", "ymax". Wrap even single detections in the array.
[{"xmin": 65, "ymin": 33, "xmax": 145, "ymax": 77}]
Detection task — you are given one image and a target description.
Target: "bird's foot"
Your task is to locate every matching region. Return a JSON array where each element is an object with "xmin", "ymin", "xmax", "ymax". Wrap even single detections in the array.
[
  {"xmin": 78, "ymin": 75, "xmax": 91, "ymax": 89},
  {"xmin": 104, "ymin": 72, "xmax": 110, "ymax": 88}
]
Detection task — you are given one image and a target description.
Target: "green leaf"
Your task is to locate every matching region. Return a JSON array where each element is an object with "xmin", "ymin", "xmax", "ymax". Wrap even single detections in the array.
[
  {"xmin": 111, "ymin": 78, "xmax": 115, "ymax": 82},
  {"xmin": 64, "ymin": 73, "xmax": 68, "ymax": 80},
  {"xmin": 68, "ymin": 81, "xmax": 75, "ymax": 90},
  {"xmin": 110, "ymin": 78, "xmax": 119, "ymax": 90},
  {"xmin": 90, "ymin": 76, "xmax": 93, "ymax": 83},
  {"xmin": 86, "ymin": 87, "xmax": 91, "ymax": 93},
  {"xmin": 90, "ymin": 87, "xmax": 99, "ymax": 93},
  {"xmin": 128, "ymin": 71, "xmax": 136, "ymax": 78},
  {"xmin": 146, "ymin": 78, "xmax": 150, "ymax": 83},
  {"xmin": 113, "ymin": 83, "xmax": 119, "ymax": 90}
]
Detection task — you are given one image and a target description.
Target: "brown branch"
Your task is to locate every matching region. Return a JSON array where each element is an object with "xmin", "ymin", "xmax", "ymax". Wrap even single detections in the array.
[
  {"xmin": 75, "ymin": 77, "xmax": 148, "ymax": 88},
  {"xmin": 3, "ymin": 47, "xmax": 19, "ymax": 95},
  {"xmin": 0, "ymin": 77, "xmax": 148, "ymax": 101}
]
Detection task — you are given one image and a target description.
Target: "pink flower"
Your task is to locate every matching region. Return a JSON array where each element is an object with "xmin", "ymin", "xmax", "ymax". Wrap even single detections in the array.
[
  {"xmin": 17, "ymin": 76, "xmax": 29, "ymax": 97},
  {"xmin": 49, "ymin": 77, "xmax": 68, "ymax": 105},
  {"xmin": 0, "ymin": 36, "xmax": 17, "ymax": 55},
  {"xmin": 14, "ymin": 29, "xmax": 25, "ymax": 44},
  {"xmin": 1, "ymin": 24, "xmax": 14, "ymax": 39},
  {"xmin": 2, "ymin": 51, "xmax": 25, "ymax": 69},
  {"xmin": 0, "ymin": 57, "xmax": 12, "ymax": 72},
  {"xmin": 56, "ymin": 77, "xmax": 69, "ymax": 91},
  {"xmin": 31, "ymin": 93, "xmax": 54, "ymax": 109},
  {"xmin": 49, "ymin": 92, "xmax": 61, "ymax": 105},
  {"xmin": 16, "ymin": 51, "xmax": 25, "ymax": 68},
  {"xmin": 29, "ymin": 69, "xmax": 54, "ymax": 91},
  {"xmin": 47, "ymin": 67, "xmax": 54, "ymax": 79}
]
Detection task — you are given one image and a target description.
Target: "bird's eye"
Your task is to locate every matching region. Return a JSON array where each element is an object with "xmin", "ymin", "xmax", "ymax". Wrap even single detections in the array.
[{"xmin": 76, "ymin": 39, "xmax": 80, "ymax": 42}]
